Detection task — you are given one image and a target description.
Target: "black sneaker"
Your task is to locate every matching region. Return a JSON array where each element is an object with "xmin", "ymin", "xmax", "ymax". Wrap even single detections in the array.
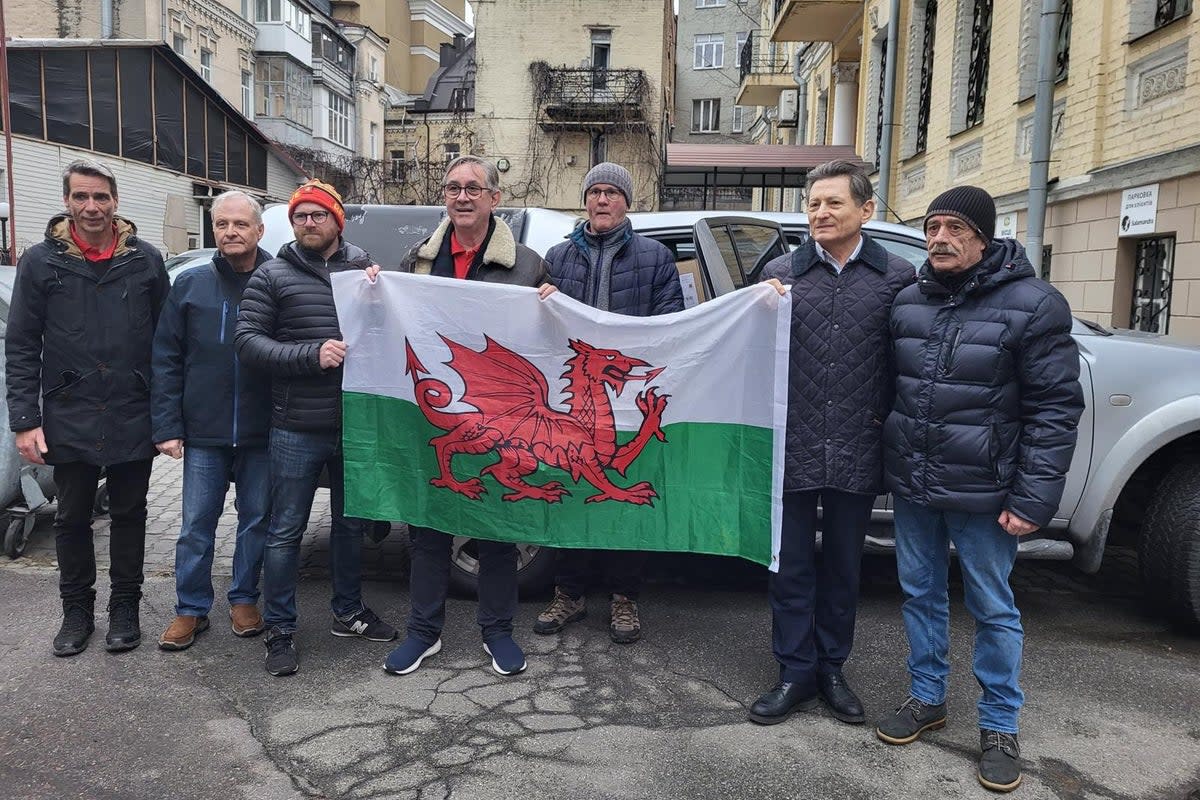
[
  {"xmin": 52, "ymin": 604, "xmax": 95, "ymax": 657},
  {"xmin": 978, "ymin": 729, "xmax": 1022, "ymax": 792},
  {"xmin": 331, "ymin": 607, "xmax": 398, "ymax": 642},
  {"xmin": 264, "ymin": 630, "xmax": 298, "ymax": 676},
  {"xmin": 875, "ymin": 695, "xmax": 947, "ymax": 745},
  {"xmin": 105, "ymin": 600, "xmax": 142, "ymax": 653}
]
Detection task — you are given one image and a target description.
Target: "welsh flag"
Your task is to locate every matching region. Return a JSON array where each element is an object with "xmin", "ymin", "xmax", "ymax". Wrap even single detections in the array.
[{"xmin": 332, "ymin": 272, "xmax": 790, "ymax": 569}]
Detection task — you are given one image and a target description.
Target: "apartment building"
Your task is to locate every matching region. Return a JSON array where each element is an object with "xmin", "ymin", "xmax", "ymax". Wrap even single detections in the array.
[{"xmin": 754, "ymin": 0, "xmax": 1200, "ymax": 340}]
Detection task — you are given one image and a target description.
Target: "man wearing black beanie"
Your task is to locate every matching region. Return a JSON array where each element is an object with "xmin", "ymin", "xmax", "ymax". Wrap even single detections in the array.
[{"xmin": 875, "ymin": 185, "xmax": 1085, "ymax": 794}]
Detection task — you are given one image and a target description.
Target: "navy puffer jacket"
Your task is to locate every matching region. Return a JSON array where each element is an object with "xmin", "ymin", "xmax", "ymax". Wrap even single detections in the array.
[
  {"xmin": 545, "ymin": 222, "xmax": 684, "ymax": 316},
  {"xmin": 883, "ymin": 238, "xmax": 1084, "ymax": 528},
  {"xmin": 759, "ymin": 235, "xmax": 915, "ymax": 494}
]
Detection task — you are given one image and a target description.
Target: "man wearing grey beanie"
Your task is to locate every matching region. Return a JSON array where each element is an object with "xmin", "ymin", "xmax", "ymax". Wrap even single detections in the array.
[{"xmin": 534, "ymin": 161, "xmax": 684, "ymax": 644}]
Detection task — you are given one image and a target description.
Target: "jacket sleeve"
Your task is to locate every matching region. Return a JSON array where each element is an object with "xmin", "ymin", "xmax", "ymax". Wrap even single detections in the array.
[
  {"xmin": 145, "ymin": 244, "xmax": 170, "ymax": 329},
  {"xmin": 150, "ymin": 280, "xmax": 187, "ymax": 443},
  {"xmin": 649, "ymin": 243, "xmax": 684, "ymax": 315},
  {"xmin": 4, "ymin": 251, "xmax": 47, "ymax": 432},
  {"xmin": 1004, "ymin": 291, "xmax": 1085, "ymax": 528},
  {"xmin": 234, "ymin": 268, "xmax": 324, "ymax": 377}
]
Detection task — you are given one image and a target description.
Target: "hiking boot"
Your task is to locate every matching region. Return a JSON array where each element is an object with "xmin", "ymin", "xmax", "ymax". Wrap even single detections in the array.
[
  {"xmin": 105, "ymin": 600, "xmax": 142, "ymax": 653},
  {"xmin": 533, "ymin": 588, "xmax": 586, "ymax": 635},
  {"xmin": 158, "ymin": 615, "xmax": 209, "ymax": 651},
  {"xmin": 978, "ymin": 729, "xmax": 1022, "ymax": 792},
  {"xmin": 264, "ymin": 630, "xmax": 298, "ymax": 676},
  {"xmin": 52, "ymin": 604, "xmax": 95, "ymax": 657},
  {"xmin": 609, "ymin": 594, "xmax": 641, "ymax": 644},
  {"xmin": 875, "ymin": 695, "xmax": 947, "ymax": 745},
  {"xmin": 483, "ymin": 636, "xmax": 527, "ymax": 676},
  {"xmin": 331, "ymin": 607, "xmax": 398, "ymax": 642},
  {"xmin": 230, "ymin": 604, "xmax": 265, "ymax": 637},
  {"xmin": 383, "ymin": 637, "xmax": 442, "ymax": 675}
]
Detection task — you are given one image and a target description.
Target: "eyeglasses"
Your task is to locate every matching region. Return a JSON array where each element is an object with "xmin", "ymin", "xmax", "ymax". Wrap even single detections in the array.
[
  {"xmin": 291, "ymin": 210, "xmax": 330, "ymax": 225},
  {"xmin": 443, "ymin": 183, "xmax": 489, "ymax": 199},
  {"xmin": 586, "ymin": 187, "xmax": 625, "ymax": 202}
]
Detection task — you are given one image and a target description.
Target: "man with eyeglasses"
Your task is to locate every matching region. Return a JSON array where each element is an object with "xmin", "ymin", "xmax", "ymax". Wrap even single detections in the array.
[
  {"xmin": 371, "ymin": 154, "xmax": 549, "ymax": 678},
  {"xmin": 236, "ymin": 179, "xmax": 397, "ymax": 677},
  {"xmin": 535, "ymin": 162, "xmax": 684, "ymax": 644}
]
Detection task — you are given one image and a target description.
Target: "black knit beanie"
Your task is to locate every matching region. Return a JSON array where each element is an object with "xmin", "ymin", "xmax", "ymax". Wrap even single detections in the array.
[{"xmin": 924, "ymin": 185, "xmax": 996, "ymax": 242}]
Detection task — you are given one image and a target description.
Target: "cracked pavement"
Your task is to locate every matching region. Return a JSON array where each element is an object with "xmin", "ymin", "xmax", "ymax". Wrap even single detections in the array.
[{"xmin": 0, "ymin": 458, "xmax": 1198, "ymax": 799}]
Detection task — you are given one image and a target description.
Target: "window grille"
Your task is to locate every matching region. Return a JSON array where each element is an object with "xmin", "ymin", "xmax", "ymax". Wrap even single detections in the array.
[
  {"xmin": 1131, "ymin": 236, "xmax": 1175, "ymax": 333},
  {"xmin": 965, "ymin": 0, "xmax": 993, "ymax": 129}
]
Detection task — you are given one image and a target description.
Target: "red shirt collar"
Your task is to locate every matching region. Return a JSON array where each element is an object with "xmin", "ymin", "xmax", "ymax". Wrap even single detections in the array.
[{"xmin": 69, "ymin": 223, "xmax": 119, "ymax": 262}]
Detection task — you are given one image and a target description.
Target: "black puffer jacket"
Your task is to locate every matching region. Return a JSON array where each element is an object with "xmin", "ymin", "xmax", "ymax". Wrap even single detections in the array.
[
  {"xmin": 235, "ymin": 239, "xmax": 372, "ymax": 432},
  {"xmin": 5, "ymin": 214, "xmax": 168, "ymax": 465},
  {"xmin": 545, "ymin": 221, "xmax": 683, "ymax": 315},
  {"xmin": 759, "ymin": 235, "xmax": 915, "ymax": 493},
  {"xmin": 883, "ymin": 239, "xmax": 1084, "ymax": 527}
]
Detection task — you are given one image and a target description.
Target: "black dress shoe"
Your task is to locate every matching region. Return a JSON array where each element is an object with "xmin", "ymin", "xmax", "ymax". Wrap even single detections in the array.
[
  {"xmin": 748, "ymin": 681, "xmax": 819, "ymax": 725},
  {"xmin": 817, "ymin": 672, "xmax": 866, "ymax": 724}
]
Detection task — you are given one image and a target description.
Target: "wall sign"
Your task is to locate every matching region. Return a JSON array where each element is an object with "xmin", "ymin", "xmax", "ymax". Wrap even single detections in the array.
[{"xmin": 1119, "ymin": 184, "xmax": 1159, "ymax": 237}]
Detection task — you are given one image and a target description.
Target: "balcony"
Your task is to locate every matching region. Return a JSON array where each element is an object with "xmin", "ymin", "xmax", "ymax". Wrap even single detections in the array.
[
  {"xmin": 736, "ymin": 32, "xmax": 795, "ymax": 106},
  {"xmin": 770, "ymin": 0, "xmax": 862, "ymax": 44},
  {"xmin": 531, "ymin": 63, "xmax": 648, "ymax": 131}
]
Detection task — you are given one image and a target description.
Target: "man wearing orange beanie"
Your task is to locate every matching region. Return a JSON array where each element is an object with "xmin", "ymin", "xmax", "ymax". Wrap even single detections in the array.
[{"xmin": 235, "ymin": 178, "xmax": 397, "ymax": 677}]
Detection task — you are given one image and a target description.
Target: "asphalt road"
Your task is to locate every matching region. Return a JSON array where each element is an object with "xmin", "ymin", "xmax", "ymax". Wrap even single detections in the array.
[{"xmin": 1, "ymin": 542, "xmax": 1198, "ymax": 800}]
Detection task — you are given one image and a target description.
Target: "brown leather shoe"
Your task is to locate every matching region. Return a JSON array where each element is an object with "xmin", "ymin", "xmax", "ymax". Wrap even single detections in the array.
[
  {"xmin": 230, "ymin": 604, "xmax": 265, "ymax": 637},
  {"xmin": 158, "ymin": 615, "xmax": 209, "ymax": 651}
]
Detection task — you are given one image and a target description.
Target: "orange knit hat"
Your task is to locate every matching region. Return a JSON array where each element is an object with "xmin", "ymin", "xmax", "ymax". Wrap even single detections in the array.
[{"xmin": 288, "ymin": 179, "xmax": 345, "ymax": 231}]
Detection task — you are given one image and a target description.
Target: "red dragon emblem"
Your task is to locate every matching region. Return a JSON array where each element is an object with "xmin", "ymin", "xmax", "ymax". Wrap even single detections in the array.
[{"xmin": 404, "ymin": 335, "xmax": 670, "ymax": 505}]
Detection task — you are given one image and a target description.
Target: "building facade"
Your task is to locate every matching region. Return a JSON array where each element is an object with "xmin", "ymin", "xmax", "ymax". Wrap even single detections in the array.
[{"xmin": 755, "ymin": 0, "xmax": 1200, "ymax": 340}]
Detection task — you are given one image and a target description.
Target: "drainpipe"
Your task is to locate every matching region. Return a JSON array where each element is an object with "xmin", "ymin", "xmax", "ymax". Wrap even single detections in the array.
[
  {"xmin": 101, "ymin": 0, "xmax": 113, "ymax": 37},
  {"xmin": 1026, "ymin": 0, "xmax": 1063, "ymax": 274},
  {"xmin": 161, "ymin": 0, "xmax": 169, "ymax": 43},
  {"xmin": 875, "ymin": 0, "xmax": 900, "ymax": 220}
]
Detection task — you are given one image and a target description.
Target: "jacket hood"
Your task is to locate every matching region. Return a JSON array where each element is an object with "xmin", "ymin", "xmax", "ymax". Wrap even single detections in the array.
[
  {"xmin": 917, "ymin": 238, "xmax": 1035, "ymax": 298},
  {"xmin": 415, "ymin": 215, "xmax": 519, "ymax": 272},
  {"xmin": 45, "ymin": 213, "xmax": 140, "ymax": 259}
]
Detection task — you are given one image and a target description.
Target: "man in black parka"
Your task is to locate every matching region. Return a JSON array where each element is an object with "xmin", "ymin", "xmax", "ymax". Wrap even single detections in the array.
[
  {"xmin": 6, "ymin": 159, "xmax": 169, "ymax": 657},
  {"xmin": 874, "ymin": 186, "xmax": 1083, "ymax": 795},
  {"xmin": 749, "ymin": 161, "xmax": 914, "ymax": 727}
]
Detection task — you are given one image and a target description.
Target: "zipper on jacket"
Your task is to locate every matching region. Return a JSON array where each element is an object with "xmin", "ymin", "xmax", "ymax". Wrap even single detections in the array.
[
  {"xmin": 219, "ymin": 300, "xmax": 229, "ymax": 344},
  {"xmin": 230, "ymin": 301, "xmax": 239, "ymax": 445},
  {"xmin": 941, "ymin": 326, "xmax": 962, "ymax": 376}
]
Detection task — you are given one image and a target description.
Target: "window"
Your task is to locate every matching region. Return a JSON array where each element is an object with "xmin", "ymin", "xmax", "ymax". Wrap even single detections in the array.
[
  {"xmin": 1040, "ymin": 245, "xmax": 1052, "ymax": 282},
  {"xmin": 1131, "ymin": 236, "xmax": 1175, "ymax": 333},
  {"xmin": 200, "ymin": 49, "xmax": 212, "ymax": 82},
  {"xmin": 873, "ymin": 35, "xmax": 888, "ymax": 164},
  {"xmin": 172, "ymin": 33, "xmax": 186, "ymax": 55},
  {"xmin": 390, "ymin": 149, "xmax": 406, "ymax": 182},
  {"xmin": 591, "ymin": 29, "xmax": 611, "ymax": 89},
  {"xmin": 1018, "ymin": 0, "xmax": 1070, "ymax": 98},
  {"xmin": 443, "ymin": 143, "xmax": 460, "ymax": 165},
  {"xmin": 732, "ymin": 104, "xmax": 746, "ymax": 133},
  {"xmin": 1155, "ymin": 0, "xmax": 1192, "ymax": 29},
  {"xmin": 256, "ymin": 0, "xmax": 309, "ymax": 39},
  {"xmin": 255, "ymin": 56, "xmax": 313, "ymax": 128},
  {"xmin": 326, "ymin": 90, "xmax": 351, "ymax": 147},
  {"xmin": 694, "ymin": 34, "xmax": 724, "ymax": 69},
  {"xmin": 915, "ymin": 0, "xmax": 936, "ymax": 153},
  {"xmin": 369, "ymin": 55, "xmax": 379, "ymax": 82},
  {"xmin": 591, "ymin": 134, "xmax": 607, "ymax": 166},
  {"xmin": 736, "ymin": 31, "xmax": 749, "ymax": 67},
  {"xmin": 369, "ymin": 123, "xmax": 378, "ymax": 158},
  {"xmin": 964, "ymin": 0, "xmax": 993, "ymax": 129},
  {"xmin": 241, "ymin": 70, "xmax": 252, "ymax": 117},
  {"xmin": 692, "ymin": 98, "xmax": 720, "ymax": 132},
  {"xmin": 450, "ymin": 87, "xmax": 469, "ymax": 112}
]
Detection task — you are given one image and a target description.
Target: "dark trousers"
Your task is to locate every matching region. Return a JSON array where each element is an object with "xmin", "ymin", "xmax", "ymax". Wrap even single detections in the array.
[
  {"xmin": 406, "ymin": 525, "xmax": 517, "ymax": 644},
  {"xmin": 53, "ymin": 459, "xmax": 154, "ymax": 607},
  {"xmin": 770, "ymin": 488, "xmax": 874, "ymax": 690},
  {"xmin": 557, "ymin": 549, "xmax": 647, "ymax": 601}
]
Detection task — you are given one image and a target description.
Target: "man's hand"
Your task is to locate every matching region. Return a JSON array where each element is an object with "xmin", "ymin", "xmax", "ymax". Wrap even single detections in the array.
[
  {"xmin": 537, "ymin": 284, "xmax": 558, "ymax": 301},
  {"xmin": 320, "ymin": 339, "xmax": 348, "ymax": 369},
  {"xmin": 764, "ymin": 278, "xmax": 787, "ymax": 296},
  {"xmin": 998, "ymin": 510, "xmax": 1039, "ymax": 537},
  {"xmin": 156, "ymin": 439, "xmax": 184, "ymax": 459},
  {"xmin": 15, "ymin": 428, "xmax": 48, "ymax": 465},
  {"xmin": 365, "ymin": 264, "xmax": 382, "ymax": 283}
]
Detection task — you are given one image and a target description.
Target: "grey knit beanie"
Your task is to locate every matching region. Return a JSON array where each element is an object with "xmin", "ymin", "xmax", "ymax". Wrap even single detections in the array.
[
  {"xmin": 582, "ymin": 162, "xmax": 633, "ymax": 205},
  {"xmin": 924, "ymin": 185, "xmax": 996, "ymax": 242}
]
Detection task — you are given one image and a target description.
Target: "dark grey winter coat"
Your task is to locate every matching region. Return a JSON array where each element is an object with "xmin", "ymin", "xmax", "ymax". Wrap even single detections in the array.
[
  {"xmin": 883, "ymin": 238, "xmax": 1084, "ymax": 528},
  {"xmin": 759, "ymin": 235, "xmax": 915, "ymax": 494},
  {"xmin": 545, "ymin": 222, "xmax": 683, "ymax": 316}
]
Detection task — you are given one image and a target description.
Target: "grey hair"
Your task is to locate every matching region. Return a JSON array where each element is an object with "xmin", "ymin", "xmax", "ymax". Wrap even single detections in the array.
[
  {"xmin": 62, "ymin": 158, "xmax": 118, "ymax": 198},
  {"xmin": 444, "ymin": 154, "xmax": 500, "ymax": 191},
  {"xmin": 211, "ymin": 190, "xmax": 263, "ymax": 222},
  {"xmin": 805, "ymin": 160, "xmax": 873, "ymax": 207}
]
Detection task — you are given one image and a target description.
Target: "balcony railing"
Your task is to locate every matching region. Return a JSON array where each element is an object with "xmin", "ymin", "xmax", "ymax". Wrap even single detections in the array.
[
  {"xmin": 739, "ymin": 32, "xmax": 791, "ymax": 83},
  {"xmin": 531, "ymin": 63, "xmax": 648, "ymax": 129}
]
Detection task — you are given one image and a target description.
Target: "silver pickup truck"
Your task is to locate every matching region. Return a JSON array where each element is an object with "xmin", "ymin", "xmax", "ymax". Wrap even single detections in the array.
[{"xmin": 250, "ymin": 204, "xmax": 1200, "ymax": 629}]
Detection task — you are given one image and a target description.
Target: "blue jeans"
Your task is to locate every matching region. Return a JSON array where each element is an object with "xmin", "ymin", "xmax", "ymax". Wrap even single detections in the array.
[
  {"xmin": 893, "ymin": 497, "xmax": 1024, "ymax": 734},
  {"xmin": 261, "ymin": 428, "xmax": 365, "ymax": 634},
  {"xmin": 174, "ymin": 446, "xmax": 270, "ymax": 617}
]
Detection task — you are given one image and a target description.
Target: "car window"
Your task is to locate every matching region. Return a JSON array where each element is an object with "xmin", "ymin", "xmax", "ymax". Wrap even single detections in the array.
[{"xmin": 875, "ymin": 235, "xmax": 927, "ymax": 271}]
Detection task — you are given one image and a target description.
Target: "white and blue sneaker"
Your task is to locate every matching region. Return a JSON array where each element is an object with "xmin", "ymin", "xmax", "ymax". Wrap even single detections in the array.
[
  {"xmin": 383, "ymin": 636, "xmax": 442, "ymax": 675},
  {"xmin": 483, "ymin": 636, "xmax": 527, "ymax": 676}
]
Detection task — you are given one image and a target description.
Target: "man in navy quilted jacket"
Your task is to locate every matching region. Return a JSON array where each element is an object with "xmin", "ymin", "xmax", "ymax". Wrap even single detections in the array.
[
  {"xmin": 875, "ymin": 186, "xmax": 1083, "ymax": 794},
  {"xmin": 535, "ymin": 162, "xmax": 683, "ymax": 644}
]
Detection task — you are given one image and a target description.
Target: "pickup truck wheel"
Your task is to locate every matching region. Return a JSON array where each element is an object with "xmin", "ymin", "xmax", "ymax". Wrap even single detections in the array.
[
  {"xmin": 448, "ymin": 537, "xmax": 557, "ymax": 599},
  {"xmin": 1139, "ymin": 459, "xmax": 1200, "ymax": 628}
]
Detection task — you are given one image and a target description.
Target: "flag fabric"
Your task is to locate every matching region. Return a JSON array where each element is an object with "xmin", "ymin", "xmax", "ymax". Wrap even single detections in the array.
[{"xmin": 332, "ymin": 271, "xmax": 791, "ymax": 570}]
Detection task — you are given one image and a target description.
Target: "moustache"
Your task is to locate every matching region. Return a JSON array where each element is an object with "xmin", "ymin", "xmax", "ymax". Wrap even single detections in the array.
[{"xmin": 929, "ymin": 245, "xmax": 957, "ymax": 255}]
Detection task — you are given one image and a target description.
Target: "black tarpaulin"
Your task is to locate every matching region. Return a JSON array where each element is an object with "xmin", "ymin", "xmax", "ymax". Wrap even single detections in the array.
[
  {"xmin": 226, "ymin": 125, "xmax": 246, "ymax": 186},
  {"xmin": 185, "ymin": 83, "xmax": 206, "ymax": 178},
  {"xmin": 153, "ymin": 54, "xmax": 185, "ymax": 172},
  {"xmin": 7, "ymin": 51, "xmax": 44, "ymax": 138},
  {"xmin": 90, "ymin": 50, "xmax": 119, "ymax": 155},
  {"xmin": 118, "ymin": 49, "xmax": 153, "ymax": 163},
  {"xmin": 43, "ymin": 50, "xmax": 90, "ymax": 149},
  {"xmin": 206, "ymin": 103, "xmax": 225, "ymax": 182}
]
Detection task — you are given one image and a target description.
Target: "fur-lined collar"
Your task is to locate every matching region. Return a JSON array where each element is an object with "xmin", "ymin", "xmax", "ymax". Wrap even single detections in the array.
[{"xmin": 415, "ymin": 215, "xmax": 517, "ymax": 272}]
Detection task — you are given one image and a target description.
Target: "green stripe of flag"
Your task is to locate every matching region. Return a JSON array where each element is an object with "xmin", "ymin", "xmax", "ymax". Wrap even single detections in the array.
[{"xmin": 341, "ymin": 391, "xmax": 775, "ymax": 566}]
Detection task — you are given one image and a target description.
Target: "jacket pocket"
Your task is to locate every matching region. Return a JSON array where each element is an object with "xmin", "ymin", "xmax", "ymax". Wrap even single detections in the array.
[
  {"xmin": 133, "ymin": 369, "xmax": 151, "ymax": 397},
  {"xmin": 43, "ymin": 369, "xmax": 84, "ymax": 401}
]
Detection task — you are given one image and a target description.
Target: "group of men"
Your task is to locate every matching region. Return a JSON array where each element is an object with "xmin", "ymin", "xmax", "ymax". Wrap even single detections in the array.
[{"xmin": 5, "ymin": 154, "xmax": 1081, "ymax": 794}]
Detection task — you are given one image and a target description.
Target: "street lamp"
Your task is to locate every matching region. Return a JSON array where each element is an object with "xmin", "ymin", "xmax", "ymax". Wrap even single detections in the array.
[{"xmin": 0, "ymin": 202, "xmax": 9, "ymax": 266}]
